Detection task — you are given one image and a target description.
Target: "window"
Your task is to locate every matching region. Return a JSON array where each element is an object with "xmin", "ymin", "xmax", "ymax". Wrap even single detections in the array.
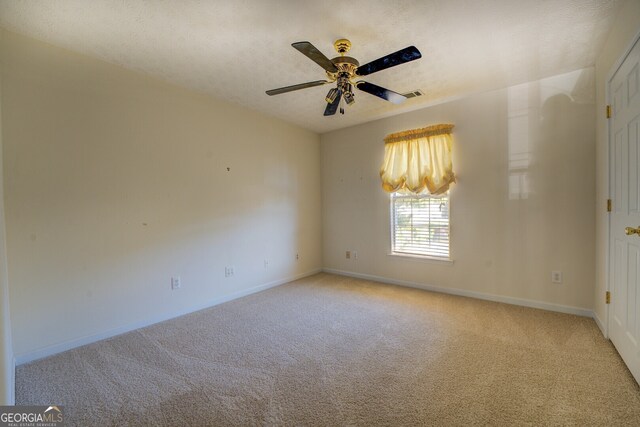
[{"xmin": 390, "ymin": 191, "xmax": 450, "ymax": 259}]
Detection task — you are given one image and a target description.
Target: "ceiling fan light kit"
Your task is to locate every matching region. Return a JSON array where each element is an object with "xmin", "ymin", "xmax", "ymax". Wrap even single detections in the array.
[{"xmin": 266, "ymin": 39, "xmax": 422, "ymax": 116}]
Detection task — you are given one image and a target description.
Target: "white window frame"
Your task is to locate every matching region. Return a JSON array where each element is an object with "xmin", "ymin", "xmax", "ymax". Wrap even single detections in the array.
[{"xmin": 389, "ymin": 191, "xmax": 451, "ymax": 261}]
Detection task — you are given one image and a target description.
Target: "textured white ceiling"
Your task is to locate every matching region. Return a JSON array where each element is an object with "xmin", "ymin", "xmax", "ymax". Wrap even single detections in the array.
[{"xmin": 0, "ymin": 0, "xmax": 622, "ymax": 133}]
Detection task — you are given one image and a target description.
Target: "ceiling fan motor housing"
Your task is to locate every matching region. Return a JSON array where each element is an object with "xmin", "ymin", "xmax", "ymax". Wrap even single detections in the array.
[{"xmin": 327, "ymin": 56, "xmax": 359, "ymax": 82}]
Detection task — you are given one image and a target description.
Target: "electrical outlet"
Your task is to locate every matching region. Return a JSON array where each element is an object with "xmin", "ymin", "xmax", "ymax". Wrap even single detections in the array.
[
  {"xmin": 353, "ymin": 251, "xmax": 358, "ymax": 260},
  {"xmin": 225, "ymin": 266, "xmax": 235, "ymax": 277},
  {"xmin": 296, "ymin": 253, "xmax": 299, "ymax": 260},
  {"xmin": 551, "ymin": 271, "xmax": 562, "ymax": 284},
  {"xmin": 264, "ymin": 259, "xmax": 269, "ymax": 269},
  {"xmin": 171, "ymin": 276, "xmax": 181, "ymax": 290},
  {"xmin": 346, "ymin": 251, "xmax": 351, "ymax": 259}
]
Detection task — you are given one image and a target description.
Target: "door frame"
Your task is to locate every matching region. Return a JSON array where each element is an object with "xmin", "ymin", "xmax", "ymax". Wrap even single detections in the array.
[{"xmin": 606, "ymin": 28, "xmax": 640, "ymax": 339}]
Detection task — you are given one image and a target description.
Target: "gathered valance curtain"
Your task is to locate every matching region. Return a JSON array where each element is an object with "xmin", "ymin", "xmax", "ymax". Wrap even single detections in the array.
[{"xmin": 380, "ymin": 123, "xmax": 455, "ymax": 195}]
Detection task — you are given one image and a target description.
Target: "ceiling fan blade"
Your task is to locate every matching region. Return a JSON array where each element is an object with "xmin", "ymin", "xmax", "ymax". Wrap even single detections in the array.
[
  {"xmin": 292, "ymin": 41, "xmax": 339, "ymax": 73},
  {"xmin": 356, "ymin": 81, "xmax": 406, "ymax": 104},
  {"xmin": 324, "ymin": 90, "xmax": 342, "ymax": 116},
  {"xmin": 266, "ymin": 80, "xmax": 329, "ymax": 96},
  {"xmin": 356, "ymin": 46, "xmax": 422, "ymax": 76}
]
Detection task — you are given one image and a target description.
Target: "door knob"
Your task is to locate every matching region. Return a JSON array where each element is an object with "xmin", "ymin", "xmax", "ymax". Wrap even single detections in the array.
[{"xmin": 625, "ymin": 226, "xmax": 640, "ymax": 235}]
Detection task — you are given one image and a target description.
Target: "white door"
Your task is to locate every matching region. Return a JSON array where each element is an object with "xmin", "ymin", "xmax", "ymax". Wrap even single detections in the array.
[{"xmin": 609, "ymin": 36, "xmax": 640, "ymax": 384}]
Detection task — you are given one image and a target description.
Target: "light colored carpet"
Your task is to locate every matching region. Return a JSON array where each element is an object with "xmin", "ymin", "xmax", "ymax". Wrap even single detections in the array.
[{"xmin": 16, "ymin": 273, "xmax": 640, "ymax": 426}]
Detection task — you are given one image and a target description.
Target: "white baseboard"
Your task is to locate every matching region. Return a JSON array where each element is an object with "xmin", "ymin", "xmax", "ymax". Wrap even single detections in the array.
[
  {"xmin": 323, "ymin": 268, "xmax": 594, "ymax": 318},
  {"xmin": 15, "ymin": 269, "xmax": 321, "ymax": 365},
  {"xmin": 593, "ymin": 311, "xmax": 607, "ymax": 338},
  {"xmin": 9, "ymin": 356, "xmax": 14, "ymax": 405}
]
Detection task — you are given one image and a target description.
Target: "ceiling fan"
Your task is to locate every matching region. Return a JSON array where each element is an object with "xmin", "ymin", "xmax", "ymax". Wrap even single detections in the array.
[{"xmin": 266, "ymin": 39, "xmax": 422, "ymax": 116}]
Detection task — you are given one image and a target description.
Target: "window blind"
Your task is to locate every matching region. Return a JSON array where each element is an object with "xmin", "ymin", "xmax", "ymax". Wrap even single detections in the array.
[{"xmin": 391, "ymin": 192, "xmax": 450, "ymax": 258}]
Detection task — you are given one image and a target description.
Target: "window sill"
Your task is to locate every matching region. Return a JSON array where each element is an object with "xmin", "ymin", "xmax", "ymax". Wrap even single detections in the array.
[{"xmin": 387, "ymin": 252, "xmax": 454, "ymax": 264}]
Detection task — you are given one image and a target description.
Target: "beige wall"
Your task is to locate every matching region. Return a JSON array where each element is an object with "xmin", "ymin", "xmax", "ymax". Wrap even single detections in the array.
[
  {"xmin": 0, "ymin": 30, "xmax": 15, "ymax": 405},
  {"xmin": 322, "ymin": 68, "xmax": 596, "ymax": 313},
  {"xmin": 594, "ymin": 0, "xmax": 640, "ymax": 333},
  {"xmin": 1, "ymin": 30, "xmax": 322, "ymax": 360}
]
